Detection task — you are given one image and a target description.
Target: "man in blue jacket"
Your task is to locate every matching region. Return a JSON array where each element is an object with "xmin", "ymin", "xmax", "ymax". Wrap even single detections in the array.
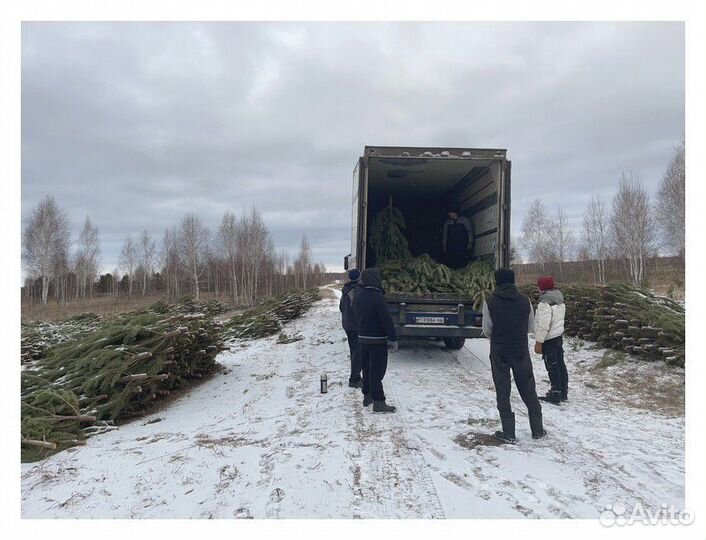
[
  {"xmin": 352, "ymin": 268, "xmax": 398, "ymax": 413},
  {"xmin": 339, "ymin": 269, "xmax": 363, "ymax": 388}
]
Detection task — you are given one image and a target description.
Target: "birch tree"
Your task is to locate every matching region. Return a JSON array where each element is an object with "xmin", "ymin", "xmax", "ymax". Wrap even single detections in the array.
[
  {"xmin": 111, "ymin": 268, "xmax": 121, "ymax": 298},
  {"xmin": 238, "ymin": 208, "xmax": 271, "ymax": 303},
  {"xmin": 138, "ymin": 229, "xmax": 157, "ymax": 296},
  {"xmin": 119, "ymin": 235, "xmax": 138, "ymax": 298},
  {"xmin": 217, "ymin": 212, "xmax": 240, "ymax": 304},
  {"xmin": 161, "ymin": 226, "xmax": 181, "ymax": 300},
  {"xmin": 75, "ymin": 216, "xmax": 101, "ymax": 299},
  {"xmin": 178, "ymin": 213, "xmax": 210, "ymax": 300},
  {"xmin": 520, "ymin": 199, "xmax": 550, "ymax": 269},
  {"xmin": 547, "ymin": 207, "xmax": 575, "ymax": 278},
  {"xmin": 582, "ymin": 196, "xmax": 610, "ymax": 283},
  {"xmin": 656, "ymin": 138, "xmax": 685, "ymax": 257},
  {"xmin": 298, "ymin": 235, "xmax": 312, "ymax": 289},
  {"xmin": 611, "ymin": 173, "xmax": 657, "ymax": 286},
  {"xmin": 22, "ymin": 195, "xmax": 71, "ymax": 304}
]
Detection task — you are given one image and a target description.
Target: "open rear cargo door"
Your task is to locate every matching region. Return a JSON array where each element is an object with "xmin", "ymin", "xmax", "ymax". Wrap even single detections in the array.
[
  {"xmin": 499, "ymin": 160, "xmax": 511, "ymax": 268},
  {"xmin": 349, "ymin": 157, "xmax": 366, "ymax": 270}
]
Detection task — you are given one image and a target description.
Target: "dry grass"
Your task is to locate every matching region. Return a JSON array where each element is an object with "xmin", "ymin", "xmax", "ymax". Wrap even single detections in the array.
[
  {"xmin": 21, "ymin": 291, "xmax": 230, "ymax": 322},
  {"xmin": 319, "ymin": 287, "xmax": 338, "ymax": 301},
  {"xmin": 578, "ymin": 351, "xmax": 685, "ymax": 417}
]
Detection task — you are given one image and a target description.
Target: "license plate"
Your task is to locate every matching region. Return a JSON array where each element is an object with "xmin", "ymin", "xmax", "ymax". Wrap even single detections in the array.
[{"xmin": 415, "ymin": 316, "xmax": 445, "ymax": 325}]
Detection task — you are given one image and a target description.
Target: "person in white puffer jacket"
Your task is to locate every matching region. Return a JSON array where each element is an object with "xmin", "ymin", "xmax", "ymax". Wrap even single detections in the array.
[{"xmin": 533, "ymin": 276, "xmax": 568, "ymax": 404}]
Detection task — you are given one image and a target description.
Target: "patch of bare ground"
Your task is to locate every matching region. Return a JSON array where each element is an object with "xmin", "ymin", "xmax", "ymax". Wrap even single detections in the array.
[
  {"xmin": 453, "ymin": 431, "xmax": 507, "ymax": 450},
  {"xmin": 579, "ymin": 349, "xmax": 684, "ymax": 417},
  {"xmin": 319, "ymin": 287, "xmax": 337, "ymax": 300}
]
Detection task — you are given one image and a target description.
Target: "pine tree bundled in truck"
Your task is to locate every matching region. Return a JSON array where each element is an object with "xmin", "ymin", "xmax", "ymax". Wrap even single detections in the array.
[{"xmin": 344, "ymin": 146, "xmax": 511, "ymax": 350}]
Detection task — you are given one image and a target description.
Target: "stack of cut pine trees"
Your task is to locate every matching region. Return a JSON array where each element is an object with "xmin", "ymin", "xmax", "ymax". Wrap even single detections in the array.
[
  {"xmin": 223, "ymin": 288, "xmax": 322, "ymax": 340},
  {"xmin": 21, "ymin": 300, "xmax": 228, "ymax": 462},
  {"xmin": 21, "ymin": 289, "xmax": 324, "ymax": 461},
  {"xmin": 521, "ymin": 283, "xmax": 684, "ymax": 367}
]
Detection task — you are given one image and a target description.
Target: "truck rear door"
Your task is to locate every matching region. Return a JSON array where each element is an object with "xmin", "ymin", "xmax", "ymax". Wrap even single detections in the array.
[
  {"xmin": 349, "ymin": 157, "xmax": 365, "ymax": 270},
  {"xmin": 498, "ymin": 160, "xmax": 511, "ymax": 268}
]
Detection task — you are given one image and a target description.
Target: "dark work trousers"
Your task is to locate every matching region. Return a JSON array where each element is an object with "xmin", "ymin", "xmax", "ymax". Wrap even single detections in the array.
[
  {"xmin": 490, "ymin": 349, "xmax": 542, "ymax": 419},
  {"xmin": 542, "ymin": 335, "xmax": 567, "ymax": 398},
  {"xmin": 360, "ymin": 342, "xmax": 388, "ymax": 401},
  {"xmin": 345, "ymin": 330, "xmax": 362, "ymax": 383},
  {"xmin": 446, "ymin": 249, "xmax": 469, "ymax": 270}
]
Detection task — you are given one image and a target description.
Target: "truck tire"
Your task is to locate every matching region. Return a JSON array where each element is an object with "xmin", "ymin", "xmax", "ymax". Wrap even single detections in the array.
[{"xmin": 444, "ymin": 337, "xmax": 465, "ymax": 350}]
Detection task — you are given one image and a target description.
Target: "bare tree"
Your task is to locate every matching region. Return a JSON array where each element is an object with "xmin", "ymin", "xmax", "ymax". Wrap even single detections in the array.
[
  {"xmin": 178, "ymin": 214, "xmax": 210, "ymax": 300},
  {"xmin": 656, "ymin": 138, "xmax": 685, "ymax": 257},
  {"xmin": 119, "ymin": 235, "xmax": 138, "ymax": 298},
  {"xmin": 74, "ymin": 216, "xmax": 101, "ymax": 299},
  {"xmin": 238, "ymin": 207, "xmax": 272, "ymax": 303},
  {"xmin": 547, "ymin": 207, "xmax": 575, "ymax": 277},
  {"xmin": 508, "ymin": 235, "xmax": 522, "ymax": 264},
  {"xmin": 297, "ymin": 235, "xmax": 312, "ymax": 289},
  {"xmin": 111, "ymin": 267, "xmax": 121, "ymax": 298},
  {"xmin": 161, "ymin": 226, "xmax": 181, "ymax": 301},
  {"xmin": 138, "ymin": 229, "xmax": 157, "ymax": 296},
  {"xmin": 582, "ymin": 196, "xmax": 610, "ymax": 283},
  {"xmin": 611, "ymin": 173, "xmax": 657, "ymax": 286},
  {"xmin": 520, "ymin": 199, "xmax": 550, "ymax": 269},
  {"xmin": 22, "ymin": 196, "xmax": 71, "ymax": 304},
  {"xmin": 278, "ymin": 249, "xmax": 290, "ymax": 292},
  {"xmin": 217, "ymin": 212, "xmax": 240, "ymax": 304}
]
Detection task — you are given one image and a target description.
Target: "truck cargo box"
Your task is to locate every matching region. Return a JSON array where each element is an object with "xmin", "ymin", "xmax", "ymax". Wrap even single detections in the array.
[{"xmin": 345, "ymin": 146, "xmax": 511, "ymax": 348}]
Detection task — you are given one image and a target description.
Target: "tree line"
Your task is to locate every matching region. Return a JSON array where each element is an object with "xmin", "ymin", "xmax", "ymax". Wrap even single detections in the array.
[
  {"xmin": 519, "ymin": 138, "xmax": 685, "ymax": 286},
  {"xmin": 22, "ymin": 204, "xmax": 331, "ymax": 305}
]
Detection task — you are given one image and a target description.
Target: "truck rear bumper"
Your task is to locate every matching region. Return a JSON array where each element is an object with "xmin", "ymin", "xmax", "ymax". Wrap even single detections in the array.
[{"xmin": 396, "ymin": 324, "xmax": 483, "ymax": 339}]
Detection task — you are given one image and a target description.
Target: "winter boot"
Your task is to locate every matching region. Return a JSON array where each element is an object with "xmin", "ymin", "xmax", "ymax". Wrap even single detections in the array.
[
  {"xmin": 560, "ymin": 390, "xmax": 568, "ymax": 402},
  {"xmin": 539, "ymin": 391, "xmax": 562, "ymax": 405},
  {"xmin": 349, "ymin": 379, "xmax": 363, "ymax": 389},
  {"xmin": 372, "ymin": 400, "xmax": 396, "ymax": 413},
  {"xmin": 494, "ymin": 414, "xmax": 517, "ymax": 444},
  {"xmin": 363, "ymin": 394, "xmax": 373, "ymax": 407},
  {"xmin": 530, "ymin": 415, "xmax": 547, "ymax": 439}
]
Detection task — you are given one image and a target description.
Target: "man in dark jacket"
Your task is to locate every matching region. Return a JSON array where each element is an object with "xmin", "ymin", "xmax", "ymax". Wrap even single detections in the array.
[
  {"xmin": 442, "ymin": 210, "xmax": 474, "ymax": 269},
  {"xmin": 481, "ymin": 268, "xmax": 546, "ymax": 442},
  {"xmin": 340, "ymin": 269, "xmax": 363, "ymax": 388},
  {"xmin": 352, "ymin": 268, "xmax": 398, "ymax": 413}
]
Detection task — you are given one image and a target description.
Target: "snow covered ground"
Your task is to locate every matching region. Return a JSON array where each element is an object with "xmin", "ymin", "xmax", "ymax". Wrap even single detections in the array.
[{"xmin": 21, "ymin": 287, "xmax": 685, "ymax": 518}]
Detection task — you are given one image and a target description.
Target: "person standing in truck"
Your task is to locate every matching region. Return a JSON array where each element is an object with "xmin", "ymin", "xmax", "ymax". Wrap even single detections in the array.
[
  {"xmin": 352, "ymin": 268, "xmax": 398, "ymax": 413},
  {"xmin": 482, "ymin": 268, "xmax": 546, "ymax": 442},
  {"xmin": 442, "ymin": 209, "xmax": 474, "ymax": 269},
  {"xmin": 533, "ymin": 276, "xmax": 568, "ymax": 404},
  {"xmin": 339, "ymin": 269, "xmax": 363, "ymax": 388}
]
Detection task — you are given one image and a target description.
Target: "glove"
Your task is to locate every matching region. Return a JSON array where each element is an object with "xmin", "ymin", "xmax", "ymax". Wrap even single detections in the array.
[
  {"xmin": 534, "ymin": 341, "xmax": 543, "ymax": 355},
  {"xmin": 388, "ymin": 340, "xmax": 399, "ymax": 353}
]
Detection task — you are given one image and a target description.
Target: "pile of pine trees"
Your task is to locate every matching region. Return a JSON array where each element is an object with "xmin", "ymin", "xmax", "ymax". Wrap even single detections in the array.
[
  {"xmin": 21, "ymin": 313, "xmax": 104, "ymax": 365},
  {"xmin": 519, "ymin": 283, "xmax": 685, "ymax": 367},
  {"xmin": 381, "ymin": 255, "xmax": 495, "ymax": 309},
  {"xmin": 21, "ymin": 302, "xmax": 227, "ymax": 462},
  {"xmin": 222, "ymin": 288, "xmax": 322, "ymax": 340},
  {"xmin": 369, "ymin": 205, "xmax": 411, "ymax": 264}
]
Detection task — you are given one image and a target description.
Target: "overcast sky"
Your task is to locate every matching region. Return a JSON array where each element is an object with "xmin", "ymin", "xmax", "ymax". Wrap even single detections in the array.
[{"xmin": 21, "ymin": 22, "xmax": 684, "ymax": 272}]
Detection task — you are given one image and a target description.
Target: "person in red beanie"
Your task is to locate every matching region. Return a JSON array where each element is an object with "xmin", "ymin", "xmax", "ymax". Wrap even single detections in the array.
[{"xmin": 533, "ymin": 276, "xmax": 568, "ymax": 404}]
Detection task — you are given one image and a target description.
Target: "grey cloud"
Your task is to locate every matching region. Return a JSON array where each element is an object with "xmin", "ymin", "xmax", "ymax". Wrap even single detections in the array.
[{"xmin": 21, "ymin": 21, "xmax": 684, "ymax": 271}]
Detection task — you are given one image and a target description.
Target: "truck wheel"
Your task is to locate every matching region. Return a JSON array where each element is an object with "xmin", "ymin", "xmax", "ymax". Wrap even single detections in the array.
[{"xmin": 444, "ymin": 337, "xmax": 466, "ymax": 350}]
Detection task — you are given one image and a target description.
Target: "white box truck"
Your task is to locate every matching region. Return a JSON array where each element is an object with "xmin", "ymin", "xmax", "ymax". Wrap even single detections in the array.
[{"xmin": 344, "ymin": 145, "xmax": 512, "ymax": 349}]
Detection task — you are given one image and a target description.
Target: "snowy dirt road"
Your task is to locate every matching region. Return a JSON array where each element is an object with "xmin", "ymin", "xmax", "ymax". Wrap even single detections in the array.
[{"xmin": 21, "ymin": 288, "xmax": 685, "ymax": 518}]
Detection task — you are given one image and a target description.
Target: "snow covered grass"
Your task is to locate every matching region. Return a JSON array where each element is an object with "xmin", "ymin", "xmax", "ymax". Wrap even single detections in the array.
[{"xmin": 21, "ymin": 287, "xmax": 685, "ymax": 518}]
